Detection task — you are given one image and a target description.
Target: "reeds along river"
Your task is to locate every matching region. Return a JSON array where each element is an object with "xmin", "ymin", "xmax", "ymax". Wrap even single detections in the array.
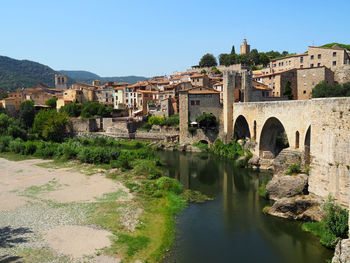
[{"xmin": 160, "ymin": 151, "xmax": 333, "ymax": 263}]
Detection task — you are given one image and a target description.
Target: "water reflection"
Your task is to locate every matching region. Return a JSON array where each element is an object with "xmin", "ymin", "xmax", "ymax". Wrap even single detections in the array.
[{"xmin": 161, "ymin": 151, "xmax": 333, "ymax": 263}]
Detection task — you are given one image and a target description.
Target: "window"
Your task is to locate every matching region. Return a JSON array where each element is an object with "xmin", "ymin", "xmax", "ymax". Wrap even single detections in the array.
[
  {"xmin": 300, "ymin": 57, "xmax": 304, "ymax": 63},
  {"xmin": 196, "ymin": 100, "xmax": 200, "ymax": 105},
  {"xmin": 312, "ymin": 82, "xmax": 315, "ymax": 86},
  {"xmin": 333, "ymin": 61, "xmax": 337, "ymax": 66},
  {"xmin": 317, "ymin": 63, "xmax": 321, "ymax": 67},
  {"xmin": 333, "ymin": 52, "xmax": 337, "ymax": 57},
  {"xmin": 303, "ymin": 90, "xmax": 306, "ymax": 94},
  {"xmin": 310, "ymin": 64, "xmax": 314, "ymax": 68},
  {"xmin": 310, "ymin": 55, "xmax": 314, "ymax": 60},
  {"xmin": 191, "ymin": 101, "xmax": 195, "ymax": 105},
  {"xmin": 318, "ymin": 54, "xmax": 321, "ymax": 59}
]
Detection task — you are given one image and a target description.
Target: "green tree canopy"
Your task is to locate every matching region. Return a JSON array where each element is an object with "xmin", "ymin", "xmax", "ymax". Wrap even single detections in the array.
[
  {"xmin": 283, "ymin": 81, "xmax": 294, "ymax": 100},
  {"xmin": 199, "ymin": 53, "xmax": 217, "ymax": 68},
  {"xmin": 312, "ymin": 81, "xmax": 350, "ymax": 98},
  {"xmin": 59, "ymin": 102, "xmax": 82, "ymax": 117},
  {"xmin": 230, "ymin": 45, "xmax": 236, "ymax": 55},
  {"xmin": 196, "ymin": 113, "xmax": 218, "ymax": 129},
  {"xmin": 32, "ymin": 109, "xmax": 68, "ymax": 142},
  {"xmin": 0, "ymin": 113, "xmax": 26, "ymax": 139},
  {"xmin": 19, "ymin": 100, "xmax": 35, "ymax": 130},
  {"xmin": 45, "ymin": 97, "xmax": 58, "ymax": 108}
]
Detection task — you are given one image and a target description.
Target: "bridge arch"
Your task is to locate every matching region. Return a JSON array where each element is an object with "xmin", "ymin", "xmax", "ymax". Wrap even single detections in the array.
[
  {"xmin": 259, "ymin": 117, "xmax": 289, "ymax": 159},
  {"xmin": 233, "ymin": 115, "xmax": 251, "ymax": 140}
]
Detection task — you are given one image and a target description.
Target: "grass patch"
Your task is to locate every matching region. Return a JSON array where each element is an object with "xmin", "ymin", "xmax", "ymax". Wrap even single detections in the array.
[
  {"xmin": 16, "ymin": 247, "xmax": 71, "ymax": 263},
  {"xmin": 0, "ymin": 152, "xmax": 36, "ymax": 161},
  {"xmin": 21, "ymin": 179, "xmax": 63, "ymax": 199},
  {"xmin": 182, "ymin": 189, "xmax": 213, "ymax": 203},
  {"xmin": 258, "ymin": 179, "xmax": 269, "ymax": 199},
  {"xmin": 116, "ymin": 234, "xmax": 150, "ymax": 257}
]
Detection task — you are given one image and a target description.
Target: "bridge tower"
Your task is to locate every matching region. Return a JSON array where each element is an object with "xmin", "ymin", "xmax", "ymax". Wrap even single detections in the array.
[{"xmin": 223, "ymin": 71, "xmax": 235, "ymax": 142}]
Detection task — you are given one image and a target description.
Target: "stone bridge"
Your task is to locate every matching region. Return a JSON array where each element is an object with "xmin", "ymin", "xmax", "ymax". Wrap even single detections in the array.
[{"xmin": 228, "ymin": 98, "xmax": 350, "ymax": 206}]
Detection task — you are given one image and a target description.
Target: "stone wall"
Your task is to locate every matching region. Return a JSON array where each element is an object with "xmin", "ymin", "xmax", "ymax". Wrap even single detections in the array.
[
  {"xmin": 69, "ymin": 118, "xmax": 98, "ymax": 133},
  {"xmin": 334, "ymin": 65, "xmax": 350, "ymax": 84}
]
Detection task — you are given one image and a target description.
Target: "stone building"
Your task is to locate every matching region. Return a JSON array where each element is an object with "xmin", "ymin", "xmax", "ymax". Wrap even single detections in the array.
[
  {"xmin": 113, "ymin": 87, "xmax": 127, "ymax": 110},
  {"xmin": 190, "ymin": 74, "xmax": 211, "ymax": 88},
  {"xmin": 254, "ymin": 69, "xmax": 297, "ymax": 98},
  {"xmin": 296, "ymin": 66, "xmax": 334, "ymax": 100},
  {"xmin": 264, "ymin": 45, "xmax": 350, "ymax": 84},
  {"xmin": 240, "ymin": 39, "xmax": 250, "ymax": 54},
  {"xmin": 179, "ymin": 86, "xmax": 222, "ymax": 144},
  {"xmin": 55, "ymin": 74, "xmax": 68, "ymax": 90}
]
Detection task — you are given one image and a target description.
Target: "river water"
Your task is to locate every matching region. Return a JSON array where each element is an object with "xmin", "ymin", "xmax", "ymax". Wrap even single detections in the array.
[{"xmin": 160, "ymin": 151, "xmax": 333, "ymax": 263}]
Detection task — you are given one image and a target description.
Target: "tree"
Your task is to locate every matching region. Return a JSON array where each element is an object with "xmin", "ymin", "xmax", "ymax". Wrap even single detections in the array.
[
  {"xmin": 199, "ymin": 53, "xmax": 217, "ymax": 68},
  {"xmin": 230, "ymin": 45, "xmax": 236, "ymax": 55},
  {"xmin": 45, "ymin": 97, "xmax": 58, "ymax": 108},
  {"xmin": 0, "ymin": 113, "xmax": 26, "ymax": 139},
  {"xmin": 0, "ymin": 91, "xmax": 8, "ymax": 100},
  {"xmin": 59, "ymin": 102, "xmax": 82, "ymax": 117},
  {"xmin": 19, "ymin": 100, "xmax": 35, "ymax": 130},
  {"xmin": 32, "ymin": 109, "xmax": 68, "ymax": 142},
  {"xmin": 282, "ymin": 51, "xmax": 289, "ymax": 56},
  {"xmin": 283, "ymin": 81, "xmax": 294, "ymax": 100},
  {"xmin": 259, "ymin": 53, "xmax": 270, "ymax": 67},
  {"xmin": 250, "ymin": 49, "xmax": 260, "ymax": 65},
  {"xmin": 0, "ymin": 106, "xmax": 6, "ymax": 115},
  {"xmin": 81, "ymin": 101, "xmax": 112, "ymax": 118},
  {"xmin": 219, "ymin": 53, "xmax": 231, "ymax": 66},
  {"xmin": 196, "ymin": 113, "xmax": 218, "ymax": 130},
  {"xmin": 312, "ymin": 81, "xmax": 350, "ymax": 98}
]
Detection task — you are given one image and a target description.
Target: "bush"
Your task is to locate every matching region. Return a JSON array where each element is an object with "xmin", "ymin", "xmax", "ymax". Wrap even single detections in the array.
[
  {"xmin": 134, "ymin": 160, "xmax": 162, "ymax": 179},
  {"xmin": 35, "ymin": 141, "xmax": 58, "ymax": 158},
  {"xmin": 286, "ymin": 164, "xmax": 301, "ymax": 175},
  {"xmin": 45, "ymin": 97, "xmax": 58, "ymax": 108},
  {"xmin": 163, "ymin": 114, "xmax": 179, "ymax": 127},
  {"xmin": 9, "ymin": 138, "xmax": 25, "ymax": 154},
  {"xmin": 59, "ymin": 102, "xmax": 82, "ymax": 117},
  {"xmin": 148, "ymin": 116, "xmax": 165, "ymax": 126},
  {"xmin": 302, "ymin": 195, "xmax": 349, "ymax": 248},
  {"xmin": 81, "ymin": 102, "xmax": 112, "ymax": 118},
  {"xmin": 0, "ymin": 136, "xmax": 12, "ymax": 152},
  {"xmin": 312, "ymin": 81, "xmax": 350, "ymax": 98},
  {"xmin": 114, "ymin": 151, "xmax": 132, "ymax": 169},
  {"xmin": 211, "ymin": 139, "xmax": 243, "ymax": 159},
  {"xmin": 22, "ymin": 141, "xmax": 37, "ymax": 155},
  {"xmin": 77, "ymin": 146, "xmax": 120, "ymax": 164},
  {"xmin": 188, "ymin": 126, "xmax": 197, "ymax": 134},
  {"xmin": 258, "ymin": 179, "xmax": 269, "ymax": 199},
  {"xmin": 155, "ymin": 177, "xmax": 183, "ymax": 195},
  {"xmin": 196, "ymin": 113, "xmax": 218, "ymax": 130}
]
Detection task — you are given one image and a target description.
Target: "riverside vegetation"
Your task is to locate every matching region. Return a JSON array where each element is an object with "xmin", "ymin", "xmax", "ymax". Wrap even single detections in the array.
[{"xmin": 0, "ymin": 109, "xmax": 212, "ymax": 261}]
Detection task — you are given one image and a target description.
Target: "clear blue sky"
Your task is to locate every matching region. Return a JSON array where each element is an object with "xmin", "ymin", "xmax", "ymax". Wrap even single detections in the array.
[{"xmin": 0, "ymin": 0, "xmax": 349, "ymax": 77}]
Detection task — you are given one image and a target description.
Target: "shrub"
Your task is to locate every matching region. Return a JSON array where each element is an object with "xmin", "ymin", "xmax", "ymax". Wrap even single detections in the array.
[
  {"xmin": 188, "ymin": 126, "xmax": 197, "ymax": 134},
  {"xmin": 35, "ymin": 141, "xmax": 58, "ymax": 158},
  {"xmin": 258, "ymin": 179, "xmax": 269, "ymax": 199},
  {"xmin": 302, "ymin": 195, "xmax": 349, "ymax": 248},
  {"xmin": 81, "ymin": 101, "xmax": 112, "ymax": 118},
  {"xmin": 148, "ymin": 116, "xmax": 165, "ymax": 126},
  {"xmin": 211, "ymin": 139, "xmax": 243, "ymax": 160},
  {"xmin": 9, "ymin": 138, "xmax": 25, "ymax": 154},
  {"xmin": 286, "ymin": 164, "xmax": 301, "ymax": 175},
  {"xmin": 114, "ymin": 151, "xmax": 132, "ymax": 169},
  {"xmin": 77, "ymin": 146, "xmax": 120, "ymax": 164},
  {"xmin": 59, "ymin": 102, "xmax": 82, "ymax": 117},
  {"xmin": 45, "ymin": 97, "xmax": 58, "ymax": 108},
  {"xmin": 0, "ymin": 136, "xmax": 12, "ymax": 152},
  {"xmin": 155, "ymin": 177, "xmax": 183, "ymax": 195},
  {"xmin": 22, "ymin": 141, "xmax": 37, "ymax": 155},
  {"xmin": 196, "ymin": 113, "xmax": 217, "ymax": 130},
  {"xmin": 163, "ymin": 114, "xmax": 179, "ymax": 127},
  {"xmin": 7, "ymin": 124, "xmax": 27, "ymax": 140},
  {"xmin": 134, "ymin": 160, "xmax": 162, "ymax": 179}
]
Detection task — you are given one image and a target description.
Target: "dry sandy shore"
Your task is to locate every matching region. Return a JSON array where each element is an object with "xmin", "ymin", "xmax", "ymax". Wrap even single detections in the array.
[{"xmin": 0, "ymin": 157, "xmax": 131, "ymax": 262}]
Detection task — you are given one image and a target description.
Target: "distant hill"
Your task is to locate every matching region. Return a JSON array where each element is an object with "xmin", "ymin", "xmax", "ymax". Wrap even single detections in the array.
[
  {"xmin": 322, "ymin": 43, "xmax": 350, "ymax": 50},
  {"xmin": 0, "ymin": 56, "xmax": 76, "ymax": 92},
  {"xmin": 60, "ymin": 70, "xmax": 148, "ymax": 85}
]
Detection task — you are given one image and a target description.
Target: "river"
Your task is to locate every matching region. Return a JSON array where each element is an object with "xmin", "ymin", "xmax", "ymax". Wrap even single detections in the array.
[{"xmin": 160, "ymin": 151, "xmax": 333, "ymax": 263}]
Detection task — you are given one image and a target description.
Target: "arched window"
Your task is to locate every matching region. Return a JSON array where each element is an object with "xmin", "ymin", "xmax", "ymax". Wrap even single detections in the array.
[{"xmin": 295, "ymin": 131, "xmax": 300, "ymax": 149}]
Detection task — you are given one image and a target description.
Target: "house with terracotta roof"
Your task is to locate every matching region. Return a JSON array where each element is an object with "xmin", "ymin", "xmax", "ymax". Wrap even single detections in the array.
[{"xmin": 190, "ymin": 74, "xmax": 211, "ymax": 88}]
